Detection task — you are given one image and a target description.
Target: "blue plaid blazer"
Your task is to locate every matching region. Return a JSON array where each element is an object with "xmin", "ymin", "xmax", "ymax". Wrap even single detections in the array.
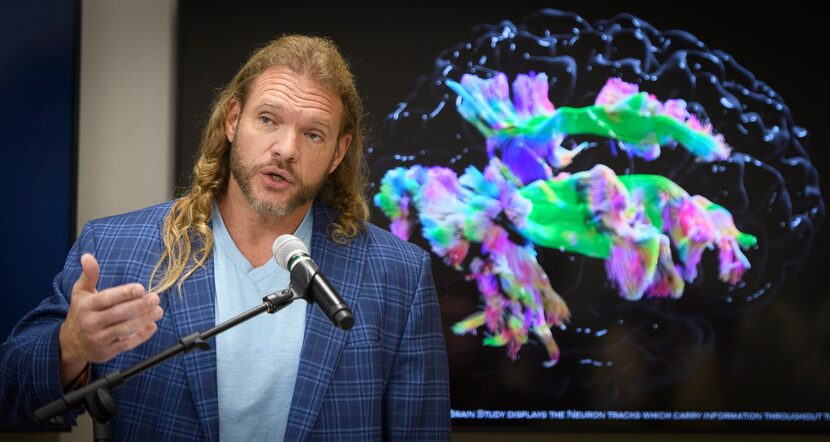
[{"xmin": 0, "ymin": 200, "xmax": 450, "ymax": 440}]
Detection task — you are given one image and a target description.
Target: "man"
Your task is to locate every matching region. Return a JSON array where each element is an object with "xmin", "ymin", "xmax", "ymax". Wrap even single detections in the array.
[{"xmin": 0, "ymin": 35, "xmax": 451, "ymax": 440}]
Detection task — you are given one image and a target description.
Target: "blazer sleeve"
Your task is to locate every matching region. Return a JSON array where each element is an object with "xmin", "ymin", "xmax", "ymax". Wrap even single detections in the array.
[
  {"xmin": 383, "ymin": 251, "xmax": 451, "ymax": 440},
  {"xmin": 0, "ymin": 223, "xmax": 96, "ymax": 429}
]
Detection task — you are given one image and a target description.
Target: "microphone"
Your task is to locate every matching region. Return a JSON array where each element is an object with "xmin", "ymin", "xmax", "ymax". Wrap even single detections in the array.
[{"xmin": 273, "ymin": 234, "xmax": 354, "ymax": 330}]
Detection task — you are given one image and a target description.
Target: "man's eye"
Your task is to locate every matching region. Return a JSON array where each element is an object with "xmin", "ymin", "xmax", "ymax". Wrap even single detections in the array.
[
  {"xmin": 307, "ymin": 132, "xmax": 323, "ymax": 141},
  {"xmin": 259, "ymin": 116, "xmax": 273, "ymax": 124}
]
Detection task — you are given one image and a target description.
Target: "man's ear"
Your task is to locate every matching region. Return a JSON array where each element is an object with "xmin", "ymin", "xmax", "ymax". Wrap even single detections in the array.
[
  {"xmin": 329, "ymin": 133, "xmax": 352, "ymax": 174},
  {"xmin": 225, "ymin": 99, "xmax": 241, "ymax": 143}
]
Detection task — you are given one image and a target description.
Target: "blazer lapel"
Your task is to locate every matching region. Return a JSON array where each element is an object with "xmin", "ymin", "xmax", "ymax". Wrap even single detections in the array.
[
  {"xmin": 167, "ymin": 238, "xmax": 220, "ymax": 442},
  {"xmin": 284, "ymin": 202, "xmax": 368, "ymax": 440}
]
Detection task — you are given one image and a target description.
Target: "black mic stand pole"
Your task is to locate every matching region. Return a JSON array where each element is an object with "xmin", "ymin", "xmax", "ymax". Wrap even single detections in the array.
[{"xmin": 33, "ymin": 288, "xmax": 303, "ymax": 442}]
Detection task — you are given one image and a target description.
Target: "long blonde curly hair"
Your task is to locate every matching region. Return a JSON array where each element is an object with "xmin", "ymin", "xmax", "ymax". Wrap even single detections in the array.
[{"xmin": 149, "ymin": 35, "xmax": 369, "ymax": 293}]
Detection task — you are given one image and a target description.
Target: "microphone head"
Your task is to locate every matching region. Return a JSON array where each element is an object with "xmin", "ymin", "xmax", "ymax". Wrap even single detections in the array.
[{"xmin": 273, "ymin": 234, "xmax": 309, "ymax": 270}]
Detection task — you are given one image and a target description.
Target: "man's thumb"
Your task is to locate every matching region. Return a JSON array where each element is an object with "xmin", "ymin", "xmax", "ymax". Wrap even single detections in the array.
[{"xmin": 75, "ymin": 253, "xmax": 100, "ymax": 293}]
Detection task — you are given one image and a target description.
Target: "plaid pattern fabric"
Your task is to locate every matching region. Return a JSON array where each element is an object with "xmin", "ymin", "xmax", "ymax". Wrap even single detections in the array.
[{"xmin": 0, "ymin": 200, "xmax": 450, "ymax": 440}]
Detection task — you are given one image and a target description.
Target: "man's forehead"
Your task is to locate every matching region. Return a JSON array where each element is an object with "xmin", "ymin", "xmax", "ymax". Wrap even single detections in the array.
[{"xmin": 246, "ymin": 67, "xmax": 342, "ymax": 116}]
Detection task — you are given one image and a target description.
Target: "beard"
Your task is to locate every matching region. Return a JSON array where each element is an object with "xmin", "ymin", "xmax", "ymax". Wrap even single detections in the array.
[{"xmin": 229, "ymin": 138, "xmax": 332, "ymax": 217}]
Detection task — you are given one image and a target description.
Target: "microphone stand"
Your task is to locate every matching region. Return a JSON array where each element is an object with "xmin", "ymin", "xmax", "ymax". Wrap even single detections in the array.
[{"xmin": 33, "ymin": 288, "xmax": 302, "ymax": 442}]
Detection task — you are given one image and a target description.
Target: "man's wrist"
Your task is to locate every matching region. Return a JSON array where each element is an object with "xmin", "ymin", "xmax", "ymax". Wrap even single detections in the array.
[{"xmin": 58, "ymin": 323, "xmax": 89, "ymax": 386}]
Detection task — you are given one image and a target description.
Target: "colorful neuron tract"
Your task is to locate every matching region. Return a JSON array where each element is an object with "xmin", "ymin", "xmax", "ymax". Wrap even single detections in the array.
[{"xmin": 374, "ymin": 73, "xmax": 757, "ymax": 367}]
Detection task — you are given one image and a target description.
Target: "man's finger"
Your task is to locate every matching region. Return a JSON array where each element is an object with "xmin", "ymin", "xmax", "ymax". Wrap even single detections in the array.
[
  {"xmin": 86, "ymin": 284, "xmax": 148, "ymax": 312},
  {"xmin": 74, "ymin": 253, "xmax": 100, "ymax": 294},
  {"xmin": 112, "ymin": 322, "xmax": 158, "ymax": 354},
  {"xmin": 94, "ymin": 291, "xmax": 160, "ymax": 327},
  {"xmin": 98, "ymin": 303, "xmax": 163, "ymax": 339}
]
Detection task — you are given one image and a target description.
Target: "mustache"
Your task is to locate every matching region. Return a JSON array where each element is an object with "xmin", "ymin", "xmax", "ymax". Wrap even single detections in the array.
[{"xmin": 256, "ymin": 158, "xmax": 295, "ymax": 173}]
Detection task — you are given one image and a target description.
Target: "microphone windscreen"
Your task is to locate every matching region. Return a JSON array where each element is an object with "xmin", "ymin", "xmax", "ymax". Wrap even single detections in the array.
[{"xmin": 272, "ymin": 234, "xmax": 308, "ymax": 270}]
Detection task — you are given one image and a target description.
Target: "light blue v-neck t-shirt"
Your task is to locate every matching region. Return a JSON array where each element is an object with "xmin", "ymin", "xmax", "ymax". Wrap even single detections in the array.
[{"xmin": 213, "ymin": 205, "xmax": 311, "ymax": 442}]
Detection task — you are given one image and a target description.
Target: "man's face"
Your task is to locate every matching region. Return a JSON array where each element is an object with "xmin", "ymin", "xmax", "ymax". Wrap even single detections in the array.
[{"xmin": 224, "ymin": 66, "xmax": 351, "ymax": 217}]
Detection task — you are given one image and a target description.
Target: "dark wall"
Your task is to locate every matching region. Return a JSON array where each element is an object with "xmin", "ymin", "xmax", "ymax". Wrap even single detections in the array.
[{"xmin": 0, "ymin": 1, "xmax": 78, "ymax": 339}]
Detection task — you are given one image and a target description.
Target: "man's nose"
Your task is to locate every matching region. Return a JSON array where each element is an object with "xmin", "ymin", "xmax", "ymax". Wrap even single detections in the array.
[{"xmin": 270, "ymin": 128, "xmax": 299, "ymax": 162}]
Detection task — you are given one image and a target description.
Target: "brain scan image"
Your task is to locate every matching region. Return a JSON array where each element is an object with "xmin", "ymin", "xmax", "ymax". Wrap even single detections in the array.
[{"xmin": 366, "ymin": 9, "xmax": 824, "ymax": 411}]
